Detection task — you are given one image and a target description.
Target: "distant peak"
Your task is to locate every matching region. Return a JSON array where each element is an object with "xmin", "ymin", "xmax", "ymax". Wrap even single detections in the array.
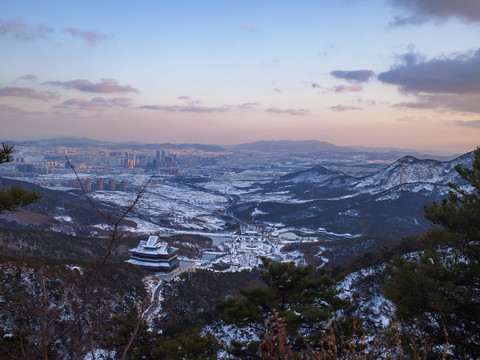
[{"xmin": 397, "ymin": 155, "xmax": 419, "ymax": 163}]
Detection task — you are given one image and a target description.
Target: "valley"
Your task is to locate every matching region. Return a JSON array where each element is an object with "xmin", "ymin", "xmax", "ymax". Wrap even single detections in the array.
[
  {"xmin": 0, "ymin": 139, "xmax": 473, "ymax": 272},
  {"xmin": 0, "ymin": 138, "xmax": 477, "ymax": 358}
]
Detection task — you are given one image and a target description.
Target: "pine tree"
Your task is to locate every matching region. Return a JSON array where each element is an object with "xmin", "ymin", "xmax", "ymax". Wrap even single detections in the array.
[
  {"xmin": 0, "ymin": 143, "xmax": 40, "ymax": 211},
  {"xmin": 216, "ymin": 256, "xmax": 347, "ymax": 357},
  {"xmin": 383, "ymin": 147, "xmax": 480, "ymax": 358}
]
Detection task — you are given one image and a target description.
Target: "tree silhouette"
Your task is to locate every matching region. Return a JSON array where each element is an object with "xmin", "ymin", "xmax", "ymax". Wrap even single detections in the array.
[{"xmin": 0, "ymin": 143, "xmax": 40, "ymax": 211}]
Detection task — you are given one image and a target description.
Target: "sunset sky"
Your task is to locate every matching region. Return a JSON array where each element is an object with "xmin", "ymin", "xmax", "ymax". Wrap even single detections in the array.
[{"xmin": 1, "ymin": 0, "xmax": 479, "ymax": 153}]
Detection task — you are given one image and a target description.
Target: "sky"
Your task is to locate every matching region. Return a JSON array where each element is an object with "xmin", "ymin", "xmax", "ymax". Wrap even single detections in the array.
[{"xmin": 1, "ymin": 0, "xmax": 480, "ymax": 153}]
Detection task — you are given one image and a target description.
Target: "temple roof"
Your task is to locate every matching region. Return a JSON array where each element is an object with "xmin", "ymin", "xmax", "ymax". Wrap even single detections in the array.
[{"xmin": 129, "ymin": 235, "xmax": 178, "ymax": 256}]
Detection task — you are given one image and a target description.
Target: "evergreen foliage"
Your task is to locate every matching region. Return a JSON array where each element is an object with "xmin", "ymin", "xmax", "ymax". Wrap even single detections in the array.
[
  {"xmin": 0, "ymin": 143, "xmax": 40, "ymax": 212},
  {"xmin": 106, "ymin": 313, "xmax": 220, "ymax": 359},
  {"xmin": 216, "ymin": 256, "xmax": 348, "ymax": 357},
  {"xmin": 383, "ymin": 147, "xmax": 480, "ymax": 358}
]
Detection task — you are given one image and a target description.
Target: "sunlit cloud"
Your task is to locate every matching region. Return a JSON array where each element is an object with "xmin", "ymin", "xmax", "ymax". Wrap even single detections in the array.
[
  {"xmin": 139, "ymin": 104, "xmax": 230, "ymax": 113},
  {"xmin": 328, "ymin": 104, "xmax": 362, "ymax": 111},
  {"xmin": 54, "ymin": 97, "xmax": 132, "ymax": 111},
  {"xmin": 389, "ymin": 0, "xmax": 480, "ymax": 25},
  {"xmin": 238, "ymin": 102, "xmax": 261, "ymax": 111},
  {"xmin": 330, "ymin": 70, "xmax": 375, "ymax": 83},
  {"xmin": 64, "ymin": 27, "xmax": 108, "ymax": 46},
  {"xmin": 0, "ymin": 18, "xmax": 53, "ymax": 40},
  {"xmin": 44, "ymin": 79, "xmax": 138, "ymax": 94},
  {"xmin": 0, "ymin": 86, "xmax": 58, "ymax": 100},
  {"xmin": 265, "ymin": 107, "xmax": 310, "ymax": 116}
]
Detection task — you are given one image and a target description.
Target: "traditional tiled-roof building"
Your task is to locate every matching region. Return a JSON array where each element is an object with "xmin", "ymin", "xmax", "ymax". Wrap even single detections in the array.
[{"xmin": 127, "ymin": 235, "xmax": 180, "ymax": 272}]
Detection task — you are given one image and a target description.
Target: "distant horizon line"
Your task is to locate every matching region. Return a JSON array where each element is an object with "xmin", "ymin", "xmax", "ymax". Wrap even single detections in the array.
[{"xmin": 1, "ymin": 136, "xmax": 472, "ymax": 157}]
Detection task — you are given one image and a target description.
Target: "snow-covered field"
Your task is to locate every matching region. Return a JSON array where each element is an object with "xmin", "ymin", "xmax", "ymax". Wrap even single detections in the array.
[{"xmin": 87, "ymin": 181, "xmax": 229, "ymax": 231}]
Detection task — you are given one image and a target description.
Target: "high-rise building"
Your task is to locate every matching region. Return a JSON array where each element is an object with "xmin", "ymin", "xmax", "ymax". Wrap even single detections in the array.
[
  {"xmin": 156, "ymin": 150, "xmax": 161, "ymax": 169},
  {"xmin": 161, "ymin": 150, "xmax": 166, "ymax": 167}
]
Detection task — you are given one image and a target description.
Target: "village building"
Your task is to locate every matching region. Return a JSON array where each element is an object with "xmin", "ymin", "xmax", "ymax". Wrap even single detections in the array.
[{"xmin": 127, "ymin": 235, "xmax": 180, "ymax": 272}]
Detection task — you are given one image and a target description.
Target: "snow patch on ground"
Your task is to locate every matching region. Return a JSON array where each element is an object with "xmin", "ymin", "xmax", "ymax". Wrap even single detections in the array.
[
  {"xmin": 203, "ymin": 321, "xmax": 259, "ymax": 358},
  {"xmin": 336, "ymin": 265, "xmax": 394, "ymax": 327},
  {"xmin": 66, "ymin": 265, "xmax": 83, "ymax": 275},
  {"xmin": 83, "ymin": 349, "xmax": 116, "ymax": 360},
  {"xmin": 54, "ymin": 215, "xmax": 72, "ymax": 222}
]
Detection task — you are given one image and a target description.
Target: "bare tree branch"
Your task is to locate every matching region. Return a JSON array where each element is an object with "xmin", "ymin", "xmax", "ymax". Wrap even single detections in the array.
[{"xmin": 51, "ymin": 157, "xmax": 155, "ymax": 356}]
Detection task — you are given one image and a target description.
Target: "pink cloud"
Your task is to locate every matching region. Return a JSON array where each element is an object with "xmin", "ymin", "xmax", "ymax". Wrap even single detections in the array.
[
  {"xmin": 140, "ymin": 104, "xmax": 229, "ymax": 113},
  {"xmin": 0, "ymin": 18, "xmax": 53, "ymax": 40},
  {"xmin": 265, "ymin": 107, "xmax": 310, "ymax": 116},
  {"xmin": 333, "ymin": 84, "xmax": 363, "ymax": 93},
  {"xmin": 238, "ymin": 102, "xmax": 261, "ymax": 111},
  {"xmin": 0, "ymin": 86, "xmax": 58, "ymax": 100},
  {"xmin": 64, "ymin": 27, "xmax": 108, "ymax": 46},
  {"xmin": 44, "ymin": 79, "xmax": 138, "ymax": 94},
  {"xmin": 328, "ymin": 104, "xmax": 363, "ymax": 111},
  {"xmin": 55, "ymin": 97, "xmax": 132, "ymax": 111}
]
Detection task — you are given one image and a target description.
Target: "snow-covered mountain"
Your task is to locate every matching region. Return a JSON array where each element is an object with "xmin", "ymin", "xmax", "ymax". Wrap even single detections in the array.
[
  {"xmin": 230, "ymin": 151, "xmax": 475, "ymax": 238},
  {"xmin": 352, "ymin": 152, "xmax": 473, "ymax": 194},
  {"xmin": 268, "ymin": 151, "xmax": 474, "ymax": 198}
]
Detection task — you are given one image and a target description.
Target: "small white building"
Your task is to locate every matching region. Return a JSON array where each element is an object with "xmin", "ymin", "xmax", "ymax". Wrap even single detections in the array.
[{"xmin": 127, "ymin": 235, "xmax": 180, "ymax": 273}]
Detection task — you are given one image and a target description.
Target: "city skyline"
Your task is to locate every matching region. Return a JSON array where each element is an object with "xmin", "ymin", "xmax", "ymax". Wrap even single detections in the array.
[{"xmin": 1, "ymin": 0, "xmax": 480, "ymax": 153}]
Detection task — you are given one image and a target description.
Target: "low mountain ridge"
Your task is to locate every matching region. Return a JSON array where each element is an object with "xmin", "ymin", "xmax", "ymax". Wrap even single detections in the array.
[
  {"xmin": 279, "ymin": 165, "xmax": 354, "ymax": 184},
  {"xmin": 232, "ymin": 140, "xmax": 354, "ymax": 153}
]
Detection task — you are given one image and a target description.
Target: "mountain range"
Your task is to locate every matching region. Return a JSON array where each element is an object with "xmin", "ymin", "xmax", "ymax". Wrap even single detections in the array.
[{"xmin": 229, "ymin": 151, "xmax": 474, "ymax": 238}]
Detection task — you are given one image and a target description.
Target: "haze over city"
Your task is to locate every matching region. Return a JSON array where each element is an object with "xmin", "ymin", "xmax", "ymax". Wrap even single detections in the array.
[{"xmin": 1, "ymin": 0, "xmax": 480, "ymax": 153}]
